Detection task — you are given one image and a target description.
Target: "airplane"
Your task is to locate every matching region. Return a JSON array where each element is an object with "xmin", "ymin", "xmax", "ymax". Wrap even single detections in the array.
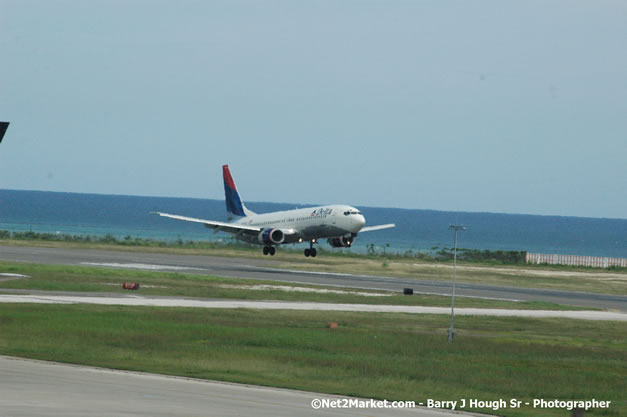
[{"xmin": 155, "ymin": 165, "xmax": 395, "ymax": 257}]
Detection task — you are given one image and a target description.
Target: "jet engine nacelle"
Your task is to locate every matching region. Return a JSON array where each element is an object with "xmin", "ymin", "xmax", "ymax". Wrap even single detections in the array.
[
  {"xmin": 327, "ymin": 235, "xmax": 354, "ymax": 248},
  {"xmin": 258, "ymin": 228, "xmax": 285, "ymax": 245}
]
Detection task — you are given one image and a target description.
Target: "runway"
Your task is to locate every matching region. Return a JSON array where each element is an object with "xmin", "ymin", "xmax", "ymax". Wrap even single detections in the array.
[
  {"xmin": 0, "ymin": 356, "xmax": 476, "ymax": 417},
  {"xmin": 1, "ymin": 293, "xmax": 625, "ymax": 321},
  {"xmin": 1, "ymin": 245, "xmax": 625, "ymax": 310}
]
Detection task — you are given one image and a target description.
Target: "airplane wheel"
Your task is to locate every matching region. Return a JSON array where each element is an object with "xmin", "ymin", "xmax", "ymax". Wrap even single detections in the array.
[
  {"xmin": 310, "ymin": 248, "xmax": 317, "ymax": 257},
  {"xmin": 304, "ymin": 248, "xmax": 310, "ymax": 257},
  {"xmin": 269, "ymin": 247, "xmax": 276, "ymax": 256},
  {"xmin": 263, "ymin": 246, "xmax": 269, "ymax": 255}
]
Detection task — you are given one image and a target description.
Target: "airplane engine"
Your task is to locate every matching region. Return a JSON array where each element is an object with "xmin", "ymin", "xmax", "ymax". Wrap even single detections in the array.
[
  {"xmin": 327, "ymin": 235, "xmax": 354, "ymax": 248},
  {"xmin": 258, "ymin": 228, "xmax": 285, "ymax": 245}
]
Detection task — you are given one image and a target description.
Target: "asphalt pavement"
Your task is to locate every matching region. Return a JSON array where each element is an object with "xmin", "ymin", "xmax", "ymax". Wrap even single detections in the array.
[{"xmin": 0, "ymin": 356, "xmax": 479, "ymax": 417}]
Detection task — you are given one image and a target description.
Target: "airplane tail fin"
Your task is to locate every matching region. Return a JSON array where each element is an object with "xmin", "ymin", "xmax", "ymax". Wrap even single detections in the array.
[
  {"xmin": 0, "ymin": 122, "xmax": 9, "ymax": 143},
  {"xmin": 223, "ymin": 165, "xmax": 256, "ymax": 220}
]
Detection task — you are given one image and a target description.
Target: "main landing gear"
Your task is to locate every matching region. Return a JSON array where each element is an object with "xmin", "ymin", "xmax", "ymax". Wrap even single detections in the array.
[
  {"xmin": 304, "ymin": 240, "xmax": 317, "ymax": 257},
  {"xmin": 263, "ymin": 246, "xmax": 276, "ymax": 256}
]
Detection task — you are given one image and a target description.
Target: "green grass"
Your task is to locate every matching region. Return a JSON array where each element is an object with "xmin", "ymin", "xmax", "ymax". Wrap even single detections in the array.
[
  {"xmin": 0, "ymin": 261, "xmax": 596, "ymax": 310},
  {"xmin": 0, "ymin": 303, "xmax": 624, "ymax": 417}
]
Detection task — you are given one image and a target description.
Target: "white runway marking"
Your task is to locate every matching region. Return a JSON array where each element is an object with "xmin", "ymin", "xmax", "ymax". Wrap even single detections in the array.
[
  {"xmin": 0, "ymin": 294, "xmax": 625, "ymax": 321},
  {"xmin": 80, "ymin": 262, "xmax": 204, "ymax": 271},
  {"xmin": 0, "ymin": 273, "xmax": 30, "ymax": 278}
]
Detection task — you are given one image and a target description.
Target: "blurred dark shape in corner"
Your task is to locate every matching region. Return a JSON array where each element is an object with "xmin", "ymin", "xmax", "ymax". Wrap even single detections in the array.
[{"xmin": 0, "ymin": 122, "xmax": 9, "ymax": 143}]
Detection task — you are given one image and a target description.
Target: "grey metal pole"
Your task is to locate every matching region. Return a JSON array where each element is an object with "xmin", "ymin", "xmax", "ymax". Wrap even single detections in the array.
[{"xmin": 448, "ymin": 224, "xmax": 465, "ymax": 342}]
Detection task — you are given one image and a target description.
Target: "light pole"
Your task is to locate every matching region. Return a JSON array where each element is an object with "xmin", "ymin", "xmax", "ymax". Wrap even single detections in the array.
[{"xmin": 448, "ymin": 224, "xmax": 466, "ymax": 342}]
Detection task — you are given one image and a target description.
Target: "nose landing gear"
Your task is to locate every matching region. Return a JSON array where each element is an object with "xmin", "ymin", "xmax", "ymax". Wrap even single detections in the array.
[{"xmin": 304, "ymin": 240, "xmax": 317, "ymax": 257}]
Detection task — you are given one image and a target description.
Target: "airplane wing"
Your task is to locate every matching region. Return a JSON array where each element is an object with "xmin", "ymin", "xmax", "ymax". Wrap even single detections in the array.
[
  {"xmin": 153, "ymin": 212, "xmax": 261, "ymax": 236},
  {"xmin": 360, "ymin": 223, "xmax": 395, "ymax": 233}
]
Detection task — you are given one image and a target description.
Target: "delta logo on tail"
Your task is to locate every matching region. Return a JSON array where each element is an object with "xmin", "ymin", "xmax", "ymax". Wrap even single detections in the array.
[{"xmin": 155, "ymin": 165, "xmax": 395, "ymax": 257}]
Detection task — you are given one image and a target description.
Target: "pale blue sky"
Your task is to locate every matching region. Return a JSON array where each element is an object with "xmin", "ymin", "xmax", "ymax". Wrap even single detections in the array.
[{"xmin": 1, "ymin": 1, "xmax": 625, "ymax": 218}]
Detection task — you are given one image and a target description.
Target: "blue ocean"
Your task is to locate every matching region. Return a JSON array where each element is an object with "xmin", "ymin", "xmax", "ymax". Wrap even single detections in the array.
[{"xmin": 0, "ymin": 189, "xmax": 625, "ymax": 258}]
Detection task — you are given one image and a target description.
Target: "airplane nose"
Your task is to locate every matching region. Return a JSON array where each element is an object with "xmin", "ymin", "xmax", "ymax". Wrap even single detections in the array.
[{"xmin": 356, "ymin": 214, "xmax": 366, "ymax": 228}]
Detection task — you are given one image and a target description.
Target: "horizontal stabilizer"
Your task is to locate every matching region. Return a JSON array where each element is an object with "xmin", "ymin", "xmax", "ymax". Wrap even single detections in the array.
[
  {"xmin": 0, "ymin": 122, "xmax": 9, "ymax": 143},
  {"xmin": 360, "ymin": 223, "xmax": 395, "ymax": 233}
]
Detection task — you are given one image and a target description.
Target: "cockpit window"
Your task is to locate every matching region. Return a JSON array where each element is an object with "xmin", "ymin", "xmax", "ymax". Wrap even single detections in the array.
[{"xmin": 344, "ymin": 210, "xmax": 362, "ymax": 216}]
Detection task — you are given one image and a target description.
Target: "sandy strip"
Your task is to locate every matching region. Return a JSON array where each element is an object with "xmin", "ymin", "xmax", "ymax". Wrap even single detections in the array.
[
  {"xmin": 0, "ymin": 294, "xmax": 625, "ymax": 321},
  {"xmin": 80, "ymin": 262, "xmax": 204, "ymax": 271},
  {"xmin": 217, "ymin": 284, "xmax": 393, "ymax": 297}
]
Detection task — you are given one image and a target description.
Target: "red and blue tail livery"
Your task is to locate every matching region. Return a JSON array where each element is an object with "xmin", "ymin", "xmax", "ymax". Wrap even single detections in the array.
[
  {"xmin": 223, "ymin": 165, "xmax": 247, "ymax": 218},
  {"xmin": 155, "ymin": 164, "xmax": 394, "ymax": 257}
]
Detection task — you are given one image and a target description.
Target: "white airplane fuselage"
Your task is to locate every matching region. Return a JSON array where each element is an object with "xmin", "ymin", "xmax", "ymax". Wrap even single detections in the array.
[{"xmin": 230, "ymin": 204, "xmax": 365, "ymax": 244}]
